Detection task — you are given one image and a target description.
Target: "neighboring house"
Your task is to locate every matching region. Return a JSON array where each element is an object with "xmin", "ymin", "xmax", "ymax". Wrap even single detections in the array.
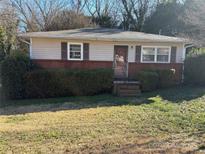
[{"xmin": 20, "ymin": 28, "xmax": 188, "ymax": 82}]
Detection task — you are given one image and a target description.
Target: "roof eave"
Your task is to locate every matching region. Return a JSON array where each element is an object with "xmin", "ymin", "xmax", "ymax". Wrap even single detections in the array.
[{"xmin": 18, "ymin": 34, "xmax": 188, "ymax": 44}]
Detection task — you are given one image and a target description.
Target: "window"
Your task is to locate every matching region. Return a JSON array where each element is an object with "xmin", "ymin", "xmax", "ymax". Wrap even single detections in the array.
[
  {"xmin": 157, "ymin": 48, "xmax": 170, "ymax": 62},
  {"xmin": 141, "ymin": 46, "xmax": 171, "ymax": 63},
  {"xmin": 68, "ymin": 43, "xmax": 83, "ymax": 60},
  {"xmin": 142, "ymin": 47, "xmax": 155, "ymax": 62}
]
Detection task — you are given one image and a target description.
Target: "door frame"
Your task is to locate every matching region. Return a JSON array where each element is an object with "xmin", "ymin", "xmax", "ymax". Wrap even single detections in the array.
[{"xmin": 113, "ymin": 45, "xmax": 129, "ymax": 79}]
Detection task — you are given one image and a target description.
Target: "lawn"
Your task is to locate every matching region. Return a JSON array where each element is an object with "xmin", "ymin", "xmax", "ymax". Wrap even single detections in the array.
[{"xmin": 0, "ymin": 86, "xmax": 205, "ymax": 153}]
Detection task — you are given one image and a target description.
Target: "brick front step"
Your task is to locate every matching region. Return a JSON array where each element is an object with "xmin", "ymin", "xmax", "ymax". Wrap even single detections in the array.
[{"xmin": 113, "ymin": 81, "xmax": 141, "ymax": 97}]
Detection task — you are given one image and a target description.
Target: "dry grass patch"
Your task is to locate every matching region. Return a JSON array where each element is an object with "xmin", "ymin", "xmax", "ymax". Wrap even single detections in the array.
[{"xmin": 0, "ymin": 86, "xmax": 205, "ymax": 153}]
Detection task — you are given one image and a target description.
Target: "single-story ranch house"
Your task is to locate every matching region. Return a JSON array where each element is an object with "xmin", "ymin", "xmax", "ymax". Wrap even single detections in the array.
[{"xmin": 20, "ymin": 28, "xmax": 188, "ymax": 81}]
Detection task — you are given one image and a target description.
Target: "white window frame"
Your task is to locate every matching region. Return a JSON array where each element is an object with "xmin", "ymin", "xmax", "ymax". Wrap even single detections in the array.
[
  {"xmin": 141, "ymin": 46, "xmax": 155, "ymax": 63},
  {"xmin": 141, "ymin": 46, "xmax": 171, "ymax": 63},
  {"xmin": 68, "ymin": 43, "xmax": 83, "ymax": 61}
]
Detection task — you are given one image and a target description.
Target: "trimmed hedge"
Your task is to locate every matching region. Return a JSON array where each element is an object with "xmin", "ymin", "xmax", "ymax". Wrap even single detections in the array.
[
  {"xmin": 1, "ymin": 52, "xmax": 33, "ymax": 99},
  {"xmin": 137, "ymin": 69, "xmax": 176, "ymax": 92},
  {"xmin": 0, "ymin": 86, "xmax": 2, "ymax": 103},
  {"xmin": 24, "ymin": 69, "xmax": 113, "ymax": 98},
  {"xmin": 137, "ymin": 71, "xmax": 159, "ymax": 92},
  {"xmin": 184, "ymin": 54, "xmax": 205, "ymax": 85},
  {"xmin": 157, "ymin": 69, "xmax": 175, "ymax": 88}
]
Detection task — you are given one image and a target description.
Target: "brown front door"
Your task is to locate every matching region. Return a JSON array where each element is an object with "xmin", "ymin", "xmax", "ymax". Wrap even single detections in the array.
[{"xmin": 114, "ymin": 46, "xmax": 128, "ymax": 79}]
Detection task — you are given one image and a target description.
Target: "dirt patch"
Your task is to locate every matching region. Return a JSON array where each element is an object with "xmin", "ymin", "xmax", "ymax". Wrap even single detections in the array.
[{"xmin": 64, "ymin": 135, "xmax": 205, "ymax": 154}]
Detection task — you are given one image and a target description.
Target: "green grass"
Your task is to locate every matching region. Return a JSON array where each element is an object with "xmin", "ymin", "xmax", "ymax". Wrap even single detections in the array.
[{"xmin": 0, "ymin": 86, "xmax": 205, "ymax": 153}]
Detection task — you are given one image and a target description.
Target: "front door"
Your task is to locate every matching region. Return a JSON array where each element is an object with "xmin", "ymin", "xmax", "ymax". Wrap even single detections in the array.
[{"xmin": 114, "ymin": 46, "xmax": 128, "ymax": 79}]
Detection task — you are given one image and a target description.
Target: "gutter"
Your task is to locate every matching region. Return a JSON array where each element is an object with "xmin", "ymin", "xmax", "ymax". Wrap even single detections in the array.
[
  {"xmin": 19, "ymin": 38, "xmax": 30, "ymax": 45},
  {"xmin": 185, "ymin": 44, "xmax": 195, "ymax": 49}
]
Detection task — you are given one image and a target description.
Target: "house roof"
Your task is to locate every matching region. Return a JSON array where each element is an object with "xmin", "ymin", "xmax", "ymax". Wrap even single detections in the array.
[{"xmin": 19, "ymin": 28, "xmax": 188, "ymax": 43}]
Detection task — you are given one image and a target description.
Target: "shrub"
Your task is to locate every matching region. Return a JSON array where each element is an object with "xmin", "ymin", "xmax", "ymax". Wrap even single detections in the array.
[
  {"xmin": 24, "ymin": 69, "xmax": 113, "ymax": 98},
  {"xmin": 24, "ymin": 70, "xmax": 65, "ymax": 98},
  {"xmin": 1, "ymin": 52, "xmax": 33, "ymax": 99},
  {"xmin": 186, "ymin": 47, "xmax": 205, "ymax": 58},
  {"xmin": 0, "ymin": 62, "xmax": 4, "ymax": 102},
  {"xmin": 184, "ymin": 54, "xmax": 205, "ymax": 85},
  {"xmin": 137, "ymin": 71, "xmax": 159, "ymax": 92},
  {"xmin": 137, "ymin": 69, "xmax": 176, "ymax": 92},
  {"xmin": 157, "ymin": 69, "xmax": 175, "ymax": 88},
  {"xmin": 70, "ymin": 69, "xmax": 113, "ymax": 96},
  {"xmin": 0, "ymin": 67, "xmax": 1, "ymax": 81},
  {"xmin": 0, "ymin": 86, "xmax": 2, "ymax": 102}
]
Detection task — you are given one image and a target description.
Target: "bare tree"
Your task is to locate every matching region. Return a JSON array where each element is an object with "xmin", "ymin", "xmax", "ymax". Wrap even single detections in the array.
[
  {"xmin": 0, "ymin": 0, "xmax": 16, "ymax": 56},
  {"xmin": 86, "ymin": 0, "xmax": 101, "ymax": 18},
  {"xmin": 120, "ymin": 0, "xmax": 154, "ymax": 31},
  {"xmin": 10, "ymin": 0, "xmax": 67, "ymax": 32},
  {"xmin": 0, "ymin": 1, "xmax": 18, "ymax": 56},
  {"xmin": 183, "ymin": 0, "xmax": 205, "ymax": 46},
  {"xmin": 46, "ymin": 10, "xmax": 93, "ymax": 31},
  {"xmin": 69, "ymin": 0, "xmax": 88, "ymax": 14},
  {"xmin": 85, "ymin": 0, "xmax": 119, "ymax": 27}
]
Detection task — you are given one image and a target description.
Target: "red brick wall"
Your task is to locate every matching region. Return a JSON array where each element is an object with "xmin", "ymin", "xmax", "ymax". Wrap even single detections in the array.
[
  {"xmin": 33, "ymin": 60, "xmax": 183, "ymax": 82},
  {"xmin": 33, "ymin": 60, "xmax": 113, "ymax": 70},
  {"xmin": 128, "ymin": 63, "xmax": 183, "ymax": 82}
]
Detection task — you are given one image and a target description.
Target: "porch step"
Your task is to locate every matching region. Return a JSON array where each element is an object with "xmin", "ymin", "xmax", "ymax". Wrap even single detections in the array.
[
  {"xmin": 119, "ymin": 89, "xmax": 141, "ymax": 94},
  {"xmin": 113, "ymin": 81, "xmax": 141, "ymax": 97},
  {"xmin": 120, "ymin": 93, "xmax": 140, "ymax": 97},
  {"xmin": 119, "ymin": 86, "xmax": 140, "ymax": 90}
]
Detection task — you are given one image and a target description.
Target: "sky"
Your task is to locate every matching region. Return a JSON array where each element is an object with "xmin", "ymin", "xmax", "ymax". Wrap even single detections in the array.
[{"xmin": 0, "ymin": 0, "xmax": 8, "ymax": 9}]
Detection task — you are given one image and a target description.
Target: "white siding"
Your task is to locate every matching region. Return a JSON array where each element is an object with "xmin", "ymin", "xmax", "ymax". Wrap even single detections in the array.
[
  {"xmin": 31, "ymin": 38, "xmax": 184, "ymax": 63},
  {"xmin": 128, "ymin": 45, "xmax": 136, "ymax": 62},
  {"xmin": 176, "ymin": 44, "xmax": 184, "ymax": 63},
  {"xmin": 90, "ymin": 43, "xmax": 114, "ymax": 61},
  {"xmin": 32, "ymin": 38, "xmax": 61, "ymax": 60}
]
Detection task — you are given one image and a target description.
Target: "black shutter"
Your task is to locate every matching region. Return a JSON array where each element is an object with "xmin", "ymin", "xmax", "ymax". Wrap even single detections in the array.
[
  {"xmin": 61, "ymin": 42, "xmax": 67, "ymax": 60},
  {"xmin": 135, "ymin": 46, "xmax": 141, "ymax": 63},
  {"xmin": 171, "ymin": 46, "xmax": 177, "ymax": 63},
  {"xmin": 83, "ymin": 43, "xmax": 89, "ymax": 60}
]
